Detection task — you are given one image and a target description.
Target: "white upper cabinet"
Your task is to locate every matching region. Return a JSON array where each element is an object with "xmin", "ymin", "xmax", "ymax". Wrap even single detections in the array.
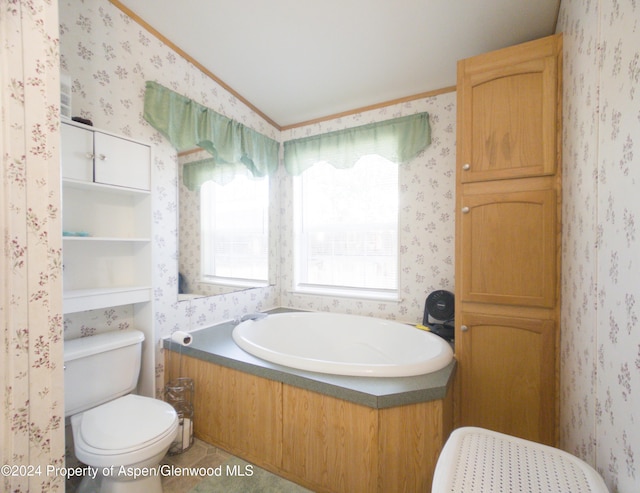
[
  {"xmin": 61, "ymin": 120, "xmax": 151, "ymax": 190},
  {"xmin": 61, "ymin": 123, "xmax": 94, "ymax": 182},
  {"xmin": 93, "ymin": 132, "xmax": 150, "ymax": 190}
]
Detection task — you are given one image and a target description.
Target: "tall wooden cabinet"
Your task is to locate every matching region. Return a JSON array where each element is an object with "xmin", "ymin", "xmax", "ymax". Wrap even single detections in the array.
[{"xmin": 454, "ymin": 34, "xmax": 562, "ymax": 446}]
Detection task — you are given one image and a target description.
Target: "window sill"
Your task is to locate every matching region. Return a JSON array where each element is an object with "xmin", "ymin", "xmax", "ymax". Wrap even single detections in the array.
[
  {"xmin": 200, "ymin": 277, "xmax": 270, "ymax": 290},
  {"xmin": 290, "ymin": 285, "xmax": 401, "ymax": 303}
]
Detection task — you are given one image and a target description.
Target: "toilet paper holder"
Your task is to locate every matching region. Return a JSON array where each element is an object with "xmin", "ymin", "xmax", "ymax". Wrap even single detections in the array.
[{"xmin": 165, "ymin": 377, "xmax": 194, "ymax": 455}]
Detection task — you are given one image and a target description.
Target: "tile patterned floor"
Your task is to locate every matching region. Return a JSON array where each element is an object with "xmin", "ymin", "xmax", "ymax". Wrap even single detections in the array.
[
  {"xmin": 66, "ymin": 439, "xmax": 313, "ymax": 492},
  {"xmin": 161, "ymin": 439, "xmax": 313, "ymax": 493}
]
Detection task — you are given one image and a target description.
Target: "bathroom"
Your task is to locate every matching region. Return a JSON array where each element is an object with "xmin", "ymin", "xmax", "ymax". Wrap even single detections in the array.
[{"xmin": 2, "ymin": 0, "xmax": 639, "ymax": 492}]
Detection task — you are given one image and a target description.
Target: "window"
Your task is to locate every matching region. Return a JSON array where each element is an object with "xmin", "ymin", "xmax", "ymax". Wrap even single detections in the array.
[
  {"xmin": 200, "ymin": 176, "xmax": 269, "ymax": 286},
  {"xmin": 294, "ymin": 155, "xmax": 398, "ymax": 299}
]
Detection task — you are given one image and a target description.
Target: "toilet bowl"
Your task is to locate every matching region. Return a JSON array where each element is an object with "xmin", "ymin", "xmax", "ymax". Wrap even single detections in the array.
[
  {"xmin": 64, "ymin": 330, "xmax": 179, "ymax": 493},
  {"xmin": 72, "ymin": 395, "xmax": 178, "ymax": 493}
]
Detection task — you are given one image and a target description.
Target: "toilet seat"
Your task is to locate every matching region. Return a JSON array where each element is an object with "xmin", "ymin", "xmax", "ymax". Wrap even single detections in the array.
[
  {"xmin": 77, "ymin": 394, "xmax": 177, "ymax": 453},
  {"xmin": 72, "ymin": 394, "xmax": 178, "ymax": 467}
]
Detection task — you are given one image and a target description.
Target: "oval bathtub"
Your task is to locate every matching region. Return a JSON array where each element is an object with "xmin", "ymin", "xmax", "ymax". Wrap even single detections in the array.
[{"xmin": 232, "ymin": 312, "xmax": 453, "ymax": 377}]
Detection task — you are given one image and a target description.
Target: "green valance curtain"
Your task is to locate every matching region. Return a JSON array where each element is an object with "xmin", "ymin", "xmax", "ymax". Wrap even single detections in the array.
[
  {"xmin": 180, "ymin": 156, "xmax": 253, "ymax": 189},
  {"xmin": 283, "ymin": 112, "xmax": 431, "ymax": 175},
  {"xmin": 143, "ymin": 81, "xmax": 279, "ymax": 189}
]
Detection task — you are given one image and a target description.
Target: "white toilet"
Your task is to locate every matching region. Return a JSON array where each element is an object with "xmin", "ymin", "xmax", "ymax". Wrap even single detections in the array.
[{"xmin": 64, "ymin": 330, "xmax": 179, "ymax": 493}]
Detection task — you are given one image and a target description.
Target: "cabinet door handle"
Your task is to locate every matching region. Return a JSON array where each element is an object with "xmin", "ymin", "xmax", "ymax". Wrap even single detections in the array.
[
  {"xmin": 85, "ymin": 153, "xmax": 95, "ymax": 159},
  {"xmin": 460, "ymin": 325, "xmax": 469, "ymax": 332},
  {"xmin": 98, "ymin": 154, "xmax": 107, "ymax": 161},
  {"xmin": 461, "ymin": 206, "xmax": 470, "ymax": 214},
  {"xmin": 462, "ymin": 163, "xmax": 471, "ymax": 171}
]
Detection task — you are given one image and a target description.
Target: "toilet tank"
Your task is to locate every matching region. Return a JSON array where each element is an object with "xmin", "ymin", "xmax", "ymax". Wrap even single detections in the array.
[{"xmin": 64, "ymin": 329, "xmax": 145, "ymax": 417}]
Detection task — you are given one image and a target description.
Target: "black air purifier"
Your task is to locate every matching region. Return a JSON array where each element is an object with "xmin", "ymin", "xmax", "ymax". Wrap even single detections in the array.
[{"xmin": 422, "ymin": 290, "xmax": 455, "ymax": 341}]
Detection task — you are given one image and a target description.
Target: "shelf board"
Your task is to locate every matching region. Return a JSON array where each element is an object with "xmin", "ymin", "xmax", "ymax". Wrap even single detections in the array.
[
  {"xmin": 63, "ymin": 236, "xmax": 151, "ymax": 242},
  {"xmin": 63, "ymin": 286, "xmax": 152, "ymax": 314},
  {"xmin": 62, "ymin": 178, "xmax": 151, "ymax": 196}
]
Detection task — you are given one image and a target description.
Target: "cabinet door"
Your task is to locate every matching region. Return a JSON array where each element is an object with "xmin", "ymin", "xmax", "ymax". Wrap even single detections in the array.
[
  {"xmin": 94, "ymin": 132, "xmax": 150, "ymax": 190},
  {"xmin": 457, "ymin": 38, "xmax": 560, "ymax": 182},
  {"xmin": 61, "ymin": 123, "xmax": 94, "ymax": 181},
  {"xmin": 457, "ymin": 312, "xmax": 556, "ymax": 445},
  {"xmin": 282, "ymin": 386, "xmax": 378, "ymax": 493},
  {"xmin": 460, "ymin": 187, "xmax": 556, "ymax": 307}
]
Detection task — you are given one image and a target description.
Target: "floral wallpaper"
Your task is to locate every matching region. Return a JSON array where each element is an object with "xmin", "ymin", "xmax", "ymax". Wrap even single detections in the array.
[
  {"xmin": 1, "ymin": 1, "xmax": 65, "ymax": 490},
  {"xmin": 557, "ymin": 0, "xmax": 600, "ymax": 468},
  {"xmin": 558, "ymin": 1, "xmax": 640, "ymax": 492}
]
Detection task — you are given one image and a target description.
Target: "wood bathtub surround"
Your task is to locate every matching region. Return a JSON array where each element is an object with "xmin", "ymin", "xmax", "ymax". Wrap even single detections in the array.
[
  {"xmin": 166, "ymin": 353, "xmax": 453, "ymax": 493},
  {"xmin": 187, "ymin": 360, "xmax": 283, "ymax": 470}
]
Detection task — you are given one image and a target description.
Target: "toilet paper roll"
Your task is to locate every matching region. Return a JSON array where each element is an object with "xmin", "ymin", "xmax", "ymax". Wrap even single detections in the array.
[
  {"xmin": 182, "ymin": 418, "xmax": 192, "ymax": 449},
  {"xmin": 171, "ymin": 330, "xmax": 192, "ymax": 346}
]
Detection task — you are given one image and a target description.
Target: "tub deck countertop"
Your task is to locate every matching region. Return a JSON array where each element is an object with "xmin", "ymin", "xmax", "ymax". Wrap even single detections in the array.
[{"xmin": 163, "ymin": 310, "xmax": 456, "ymax": 409}]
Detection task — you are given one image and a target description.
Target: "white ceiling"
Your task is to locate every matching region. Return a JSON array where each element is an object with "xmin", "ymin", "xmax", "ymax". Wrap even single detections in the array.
[{"xmin": 116, "ymin": 0, "xmax": 560, "ymax": 128}]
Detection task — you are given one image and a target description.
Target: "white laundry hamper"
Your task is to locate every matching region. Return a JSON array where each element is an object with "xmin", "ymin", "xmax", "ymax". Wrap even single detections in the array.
[{"xmin": 432, "ymin": 427, "xmax": 609, "ymax": 493}]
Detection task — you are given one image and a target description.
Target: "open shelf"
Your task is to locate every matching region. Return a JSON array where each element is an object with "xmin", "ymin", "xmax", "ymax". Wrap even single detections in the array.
[
  {"xmin": 63, "ymin": 286, "xmax": 152, "ymax": 314},
  {"xmin": 62, "ymin": 178, "xmax": 151, "ymax": 196},
  {"xmin": 63, "ymin": 236, "xmax": 151, "ymax": 242}
]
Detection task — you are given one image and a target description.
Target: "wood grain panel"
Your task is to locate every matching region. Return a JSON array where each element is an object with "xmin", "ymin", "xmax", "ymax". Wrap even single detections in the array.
[
  {"xmin": 378, "ymin": 391, "xmax": 453, "ymax": 493},
  {"xmin": 471, "ymin": 69, "xmax": 544, "ymax": 173},
  {"xmin": 458, "ymin": 37, "xmax": 559, "ymax": 183},
  {"xmin": 282, "ymin": 386, "xmax": 378, "ymax": 493},
  {"xmin": 166, "ymin": 351, "xmax": 451, "ymax": 492},
  {"xmin": 460, "ymin": 187, "xmax": 557, "ymax": 307},
  {"xmin": 165, "ymin": 355, "xmax": 282, "ymax": 468},
  {"xmin": 457, "ymin": 313, "xmax": 556, "ymax": 445}
]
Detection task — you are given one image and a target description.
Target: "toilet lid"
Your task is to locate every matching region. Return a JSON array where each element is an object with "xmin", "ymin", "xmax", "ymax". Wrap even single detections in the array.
[{"xmin": 78, "ymin": 394, "xmax": 177, "ymax": 452}]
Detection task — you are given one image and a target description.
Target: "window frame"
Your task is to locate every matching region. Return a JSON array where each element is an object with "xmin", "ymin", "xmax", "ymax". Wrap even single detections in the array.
[{"xmin": 292, "ymin": 157, "xmax": 401, "ymax": 301}]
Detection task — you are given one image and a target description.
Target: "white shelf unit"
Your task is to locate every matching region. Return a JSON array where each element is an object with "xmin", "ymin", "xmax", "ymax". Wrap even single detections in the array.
[
  {"xmin": 61, "ymin": 120, "xmax": 155, "ymax": 397},
  {"xmin": 62, "ymin": 179, "xmax": 152, "ymax": 313}
]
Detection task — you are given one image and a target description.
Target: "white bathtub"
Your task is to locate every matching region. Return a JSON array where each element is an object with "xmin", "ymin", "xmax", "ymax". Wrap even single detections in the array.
[{"xmin": 232, "ymin": 312, "xmax": 454, "ymax": 377}]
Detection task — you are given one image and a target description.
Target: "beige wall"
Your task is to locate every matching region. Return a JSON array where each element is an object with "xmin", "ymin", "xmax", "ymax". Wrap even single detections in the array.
[{"xmin": 558, "ymin": 2, "xmax": 640, "ymax": 491}]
